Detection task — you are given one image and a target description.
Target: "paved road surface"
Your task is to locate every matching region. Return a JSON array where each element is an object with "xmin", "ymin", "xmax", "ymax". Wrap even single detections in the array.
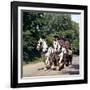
[{"xmin": 23, "ymin": 56, "xmax": 79, "ymax": 77}]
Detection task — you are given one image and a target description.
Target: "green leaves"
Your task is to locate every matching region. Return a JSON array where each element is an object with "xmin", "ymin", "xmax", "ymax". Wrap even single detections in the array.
[{"xmin": 23, "ymin": 11, "xmax": 79, "ymax": 62}]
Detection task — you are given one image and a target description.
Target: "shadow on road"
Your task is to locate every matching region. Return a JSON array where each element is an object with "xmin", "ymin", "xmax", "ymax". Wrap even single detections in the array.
[
  {"xmin": 68, "ymin": 70, "xmax": 79, "ymax": 75},
  {"xmin": 62, "ymin": 64, "xmax": 79, "ymax": 75},
  {"xmin": 72, "ymin": 64, "xmax": 79, "ymax": 69}
]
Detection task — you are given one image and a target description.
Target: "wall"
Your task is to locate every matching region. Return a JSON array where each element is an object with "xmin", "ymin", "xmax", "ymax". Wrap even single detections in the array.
[{"xmin": 0, "ymin": 0, "xmax": 89, "ymax": 90}]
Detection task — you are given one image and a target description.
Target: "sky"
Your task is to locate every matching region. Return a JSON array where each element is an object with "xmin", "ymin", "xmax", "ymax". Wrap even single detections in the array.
[{"xmin": 71, "ymin": 14, "xmax": 80, "ymax": 23}]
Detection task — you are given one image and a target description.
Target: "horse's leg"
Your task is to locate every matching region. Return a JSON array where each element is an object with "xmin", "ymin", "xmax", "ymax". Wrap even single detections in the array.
[
  {"xmin": 51, "ymin": 61, "xmax": 55, "ymax": 70},
  {"xmin": 58, "ymin": 62, "xmax": 64, "ymax": 70},
  {"xmin": 56, "ymin": 63, "xmax": 60, "ymax": 70},
  {"xmin": 56, "ymin": 57, "xmax": 60, "ymax": 70},
  {"xmin": 59, "ymin": 53, "xmax": 63, "ymax": 63},
  {"xmin": 57, "ymin": 53, "xmax": 65, "ymax": 70},
  {"xmin": 56, "ymin": 59, "xmax": 64, "ymax": 71},
  {"xmin": 71, "ymin": 55, "xmax": 73, "ymax": 64},
  {"xmin": 68, "ymin": 49, "xmax": 73, "ymax": 65},
  {"xmin": 69, "ymin": 55, "xmax": 73, "ymax": 65},
  {"xmin": 44, "ymin": 56, "xmax": 51, "ymax": 70},
  {"xmin": 43, "ymin": 56, "xmax": 48, "ymax": 70},
  {"xmin": 51, "ymin": 58, "xmax": 55, "ymax": 70}
]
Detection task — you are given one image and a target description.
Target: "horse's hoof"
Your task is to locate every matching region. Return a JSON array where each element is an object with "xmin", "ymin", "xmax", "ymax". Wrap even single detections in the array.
[
  {"xmin": 64, "ymin": 64, "xmax": 67, "ymax": 68},
  {"xmin": 44, "ymin": 68, "xmax": 47, "ymax": 71},
  {"xmin": 51, "ymin": 65, "xmax": 54, "ymax": 69},
  {"xmin": 58, "ymin": 63, "xmax": 64, "ymax": 70},
  {"xmin": 66, "ymin": 64, "xmax": 69, "ymax": 66},
  {"xmin": 56, "ymin": 66, "xmax": 59, "ymax": 70},
  {"xmin": 68, "ymin": 64, "xmax": 72, "ymax": 68}
]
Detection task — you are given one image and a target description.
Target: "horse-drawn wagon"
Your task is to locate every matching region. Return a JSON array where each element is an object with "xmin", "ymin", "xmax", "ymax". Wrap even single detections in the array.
[{"xmin": 37, "ymin": 36, "xmax": 73, "ymax": 71}]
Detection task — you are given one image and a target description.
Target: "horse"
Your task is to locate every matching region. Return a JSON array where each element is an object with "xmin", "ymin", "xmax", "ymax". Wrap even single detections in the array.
[
  {"xmin": 48, "ymin": 38, "xmax": 67, "ymax": 70},
  {"xmin": 36, "ymin": 37, "xmax": 73, "ymax": 71},
  {"xmin": 57, "ymin": 42, "xmax": 67, "ymax": 70},
  {"xmin": 52, "ymin": 37, "xmax": 72, "ymax": 70},
  {"xmin": 37, "ymin": 38, "xmax": 54, "ymax": 70}
]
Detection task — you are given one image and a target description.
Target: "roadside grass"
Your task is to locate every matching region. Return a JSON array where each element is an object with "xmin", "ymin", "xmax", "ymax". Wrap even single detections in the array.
[{"xmin": 23, "ymin": 57, "xmax": 46, "ymax": 65}]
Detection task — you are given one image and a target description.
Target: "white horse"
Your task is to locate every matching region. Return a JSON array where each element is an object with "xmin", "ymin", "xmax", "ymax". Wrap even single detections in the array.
[
  {"xmin": 37, "ymin": 38, "xmax": 54, "ymax": 70},
  {"xmin": 52, "ymin": 40, "xmax": 67, "ymax": 70},
  {"xmin": 37, "ymin": 38, "xmax": 68, "ymax": 70},
  {"xmin": 53, "ymin": 40, "xmax": 67, "ymax": 63},
  {"xmin": 58, "ymin": 40, "xmax": 68, "ymax": 69}
]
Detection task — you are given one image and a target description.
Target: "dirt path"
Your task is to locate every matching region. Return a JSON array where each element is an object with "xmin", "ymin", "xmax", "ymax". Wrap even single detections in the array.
[{"xmin": 23, "ymin": 56, "xmax": 79, "ymax": 77}]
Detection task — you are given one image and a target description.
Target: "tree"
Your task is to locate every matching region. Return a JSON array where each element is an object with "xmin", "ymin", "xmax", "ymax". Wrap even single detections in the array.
[{"xmin": 23, "ymin": 11, "xmax": 79, "ymax": 62}]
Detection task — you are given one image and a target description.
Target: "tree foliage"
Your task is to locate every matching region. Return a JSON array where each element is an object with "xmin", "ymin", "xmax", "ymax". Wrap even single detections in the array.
[{"xmin": 23, "ymin": 11, "xmax": 79, "ymax": 62}]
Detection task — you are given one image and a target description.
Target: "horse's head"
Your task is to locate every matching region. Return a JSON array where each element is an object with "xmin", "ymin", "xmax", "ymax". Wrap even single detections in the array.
[
  {"xmin": 36, "ymin": 38, "xmax": 43, "ymax": 50},
  {"xmin": 58, "ymin": 37, "xmax": 65, "ymax": 47}
]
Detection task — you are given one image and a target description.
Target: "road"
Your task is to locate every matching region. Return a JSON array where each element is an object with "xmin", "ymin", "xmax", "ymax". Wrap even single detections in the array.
[{"xmin": 23, "ymin": 56, "xmax": 79, "ymax": 77}]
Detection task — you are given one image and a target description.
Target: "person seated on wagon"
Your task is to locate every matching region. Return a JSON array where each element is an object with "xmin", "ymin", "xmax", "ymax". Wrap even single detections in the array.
[{"xmin": 63, "ymin": 37, "xmax": 73, "ymax": 65}]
